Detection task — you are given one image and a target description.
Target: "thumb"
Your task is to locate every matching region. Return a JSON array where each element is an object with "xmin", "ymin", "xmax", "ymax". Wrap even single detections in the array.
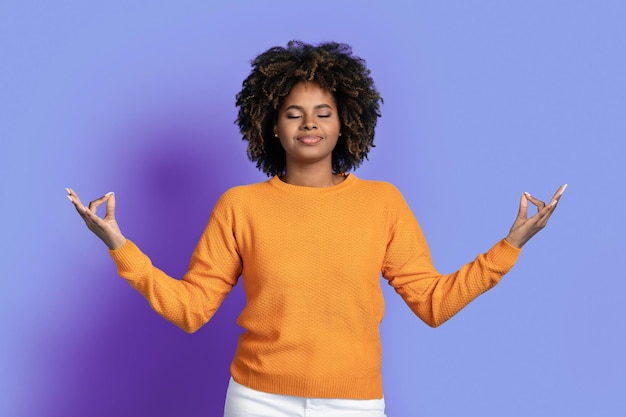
[
  {"xmin": 517, "ymin": 192, "xmax": 529, "ymax": 220},
  {"xmin": 105, "ymin": 191, "xmax": 116, "ymax": 219}
]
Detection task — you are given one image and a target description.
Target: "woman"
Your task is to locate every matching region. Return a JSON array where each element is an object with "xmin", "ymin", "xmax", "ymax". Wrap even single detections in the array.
[{"xmin": 67, "ymin": 41, "xmax": 566, "ymax": 417}]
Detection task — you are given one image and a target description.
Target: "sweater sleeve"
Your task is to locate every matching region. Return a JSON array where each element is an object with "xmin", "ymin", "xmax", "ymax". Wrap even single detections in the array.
[
  {"xmin": 108, "ymin": 194, "xmax": 242, "ymax": 333},
  {"xmin": 381, "ymin": 190, "xmax": 520, "ymax": 327}
]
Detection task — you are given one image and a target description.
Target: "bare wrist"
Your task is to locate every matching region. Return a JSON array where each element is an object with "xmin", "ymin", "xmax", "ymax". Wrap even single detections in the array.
[
  {"xmin": 106, "ymin": 236, "xmax": 127, "ymax": 250},
  {"xmin": 505, "ymin": 236, "xmax": 523, "ymax": 249}
]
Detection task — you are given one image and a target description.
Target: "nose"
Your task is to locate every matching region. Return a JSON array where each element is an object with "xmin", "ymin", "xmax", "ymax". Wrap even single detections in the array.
[{"xmin": 301, "ymin": 114, "xmax": 317, "ymax": 130}]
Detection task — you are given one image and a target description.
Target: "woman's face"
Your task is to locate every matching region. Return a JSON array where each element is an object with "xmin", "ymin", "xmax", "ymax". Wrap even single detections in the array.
[{"xmin": 274, "ymin": 81, "xmax": 341, "ymax": 171}]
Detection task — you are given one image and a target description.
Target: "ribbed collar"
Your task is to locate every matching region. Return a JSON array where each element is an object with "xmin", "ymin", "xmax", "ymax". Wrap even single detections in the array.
[{"xmin": 268, "ymin": 173, "xmax": 358, "ymax": 195}]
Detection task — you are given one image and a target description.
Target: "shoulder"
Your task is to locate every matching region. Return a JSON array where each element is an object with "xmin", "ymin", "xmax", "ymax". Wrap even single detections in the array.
[
  {"xmin": 353, "ymin": 177, "xmax": 415, "ymax": 224},
  {"xmin": 222, "ymin": 180, "xmax": 269, "ymax": 197},
  {"xmin": 216, "ymin": 180, "xmax": 273, "ymax": 206},
  {"xmin": 204, "ymin": 181, "xmax": 272, "ymax": 226},
  {"xmin": 353, "ymin": 177, "xmax": 406, "ymax": 200}
]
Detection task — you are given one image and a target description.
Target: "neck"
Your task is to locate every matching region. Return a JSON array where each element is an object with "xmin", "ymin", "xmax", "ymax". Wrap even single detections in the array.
[{"xmin": 282, "ymin": 163, "xmax": 345, "ymax": 188}]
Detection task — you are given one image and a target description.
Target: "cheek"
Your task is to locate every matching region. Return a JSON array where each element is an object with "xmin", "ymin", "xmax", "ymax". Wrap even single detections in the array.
[
  {"xmin": 277, "ymin": 136, "xmax": 291, "ymax": 151},
  {"xmin": 275, "ymin": 120, "xmax": 293, "ymax": 136}
]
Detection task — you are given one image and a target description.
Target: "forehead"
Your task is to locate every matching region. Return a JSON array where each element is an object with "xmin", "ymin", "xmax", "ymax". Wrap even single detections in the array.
[{"xmin": 282, "ymin": 81, "xmax": 336, "ymax": 106}]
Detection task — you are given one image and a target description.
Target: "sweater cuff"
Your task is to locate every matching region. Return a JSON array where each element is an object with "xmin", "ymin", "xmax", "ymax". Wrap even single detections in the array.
[
  {"xmin": 486, "ymin": 238, "xmax": 522, "ymax": 272},
  {"xmin": 108, "ymin": 240, "xmax": 147, "ymax": 278}
]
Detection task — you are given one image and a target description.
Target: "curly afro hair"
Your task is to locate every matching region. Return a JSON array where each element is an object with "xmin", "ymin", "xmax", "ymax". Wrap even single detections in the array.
[{"xmin": 235, "ymin": 41, "xmax": 382, "ymax": 176}]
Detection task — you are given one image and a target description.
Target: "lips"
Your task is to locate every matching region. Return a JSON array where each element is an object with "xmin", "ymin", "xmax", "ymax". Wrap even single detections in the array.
[{"xmin": 297, "ymin": 135, "xmax": 323, "ymax": 145}]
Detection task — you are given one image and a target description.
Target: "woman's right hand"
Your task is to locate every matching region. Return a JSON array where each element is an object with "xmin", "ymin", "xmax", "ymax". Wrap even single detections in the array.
[{"xmin": 67, "ymin": 188, "xmax": 127, "ymax": 250}]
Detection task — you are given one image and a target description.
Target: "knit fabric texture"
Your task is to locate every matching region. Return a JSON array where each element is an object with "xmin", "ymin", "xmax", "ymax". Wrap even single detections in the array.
[{"xmin": 109, "ymin": 174, "xmax": 520, "ymax": 399}]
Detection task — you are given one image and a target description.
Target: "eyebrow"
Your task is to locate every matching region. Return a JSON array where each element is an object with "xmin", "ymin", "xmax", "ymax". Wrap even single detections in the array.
[{"xmin": 283, "ymin": 104, "xmax": 334, "ymax": 111}]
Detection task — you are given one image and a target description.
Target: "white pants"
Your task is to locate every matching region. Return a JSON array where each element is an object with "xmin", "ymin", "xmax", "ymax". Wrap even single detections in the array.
[{"xmin": 223, "ymin": 377, "xmax": 387, "ymax": 417}]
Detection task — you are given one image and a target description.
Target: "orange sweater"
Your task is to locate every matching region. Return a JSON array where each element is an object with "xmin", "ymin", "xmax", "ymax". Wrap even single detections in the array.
[{"xmin": 109, "ymin": 174, "xmax": 520, "ymax": 399}]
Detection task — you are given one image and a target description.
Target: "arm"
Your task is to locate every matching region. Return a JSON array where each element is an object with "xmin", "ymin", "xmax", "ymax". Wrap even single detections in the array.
[
  {"xmin": 382, "ymin": 184, "xmax": 566, "ymax": 327},
  {"xmin": 67, "ymin": 188, "xmax": 242, "ymax": 333}
]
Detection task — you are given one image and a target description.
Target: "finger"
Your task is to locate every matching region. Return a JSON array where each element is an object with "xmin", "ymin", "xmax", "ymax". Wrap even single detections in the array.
[
  {"xmin": 524, "ymin": 192, "xmax": 546, "ymax": 210},
  {"xmin": 514, "ymin": 184, "xmax": 567, "ymax": 237},
  {"xmin": 66, "ymin": 188, "xmax": 89, "ymax": 214},
  {"xmin": 88, "ymin": 192, "xmax": 113, "ymax": 213},
  {"xmin": 537, "ymin": 184, "xmax": 568, "ymax": 218},
  {"xmin": 533, "ymin": 205, "xmax": 558, "ymax": 229},
  {"xmin": 548, "ymin": 183, "xmax": 568, "ymax": 206},
  {"xmin": 531, "ymin": 195, "xmax": 563, "ymax": 228}
]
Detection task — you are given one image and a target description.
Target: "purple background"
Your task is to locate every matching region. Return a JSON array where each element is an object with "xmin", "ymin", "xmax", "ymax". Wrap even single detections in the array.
[{"xmin": 2, "ymin": 1, "xmax": 625, "ymax": 416}]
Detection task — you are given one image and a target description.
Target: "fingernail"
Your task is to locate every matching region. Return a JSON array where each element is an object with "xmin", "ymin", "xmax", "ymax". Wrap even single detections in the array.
[
  {"xmin": 67, "ymin": 195, "xmax": 73, "ymax": 202},
  {"xmin": 559, "ymin": 184, "xmax": 568, "ymax": 195},
  {"xmin": 524, "ymin": 192, "xmax": 531, "ymax": 197},
  {"xmin": 65, "ymin": 187, "xmax": 71, "ymax": 194},
  {"xmin": 106, "ymin": 191, "xmax": 114, "ymax": 196}
]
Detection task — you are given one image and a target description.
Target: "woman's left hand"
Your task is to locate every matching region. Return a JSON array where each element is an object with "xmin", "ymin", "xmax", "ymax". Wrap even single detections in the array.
[{"xmin": 505, "ymin": 184, "xmax": 567, "ymax": 248}]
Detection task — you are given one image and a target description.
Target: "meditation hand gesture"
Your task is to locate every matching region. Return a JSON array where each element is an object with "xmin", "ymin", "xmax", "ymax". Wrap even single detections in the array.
[
  {"xmin": 66, "ymin": 188, "xmax": 127, "ymax": 250},
  {"xmin": 505, "ymin": 184, "xmax": 567, "ymax": 248}
]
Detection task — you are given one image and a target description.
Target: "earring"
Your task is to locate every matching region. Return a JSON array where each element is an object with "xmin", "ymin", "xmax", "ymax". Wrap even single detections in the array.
[{"xmin": 274, "ymin": 133, "xmax": 278, "ymax": 137}]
